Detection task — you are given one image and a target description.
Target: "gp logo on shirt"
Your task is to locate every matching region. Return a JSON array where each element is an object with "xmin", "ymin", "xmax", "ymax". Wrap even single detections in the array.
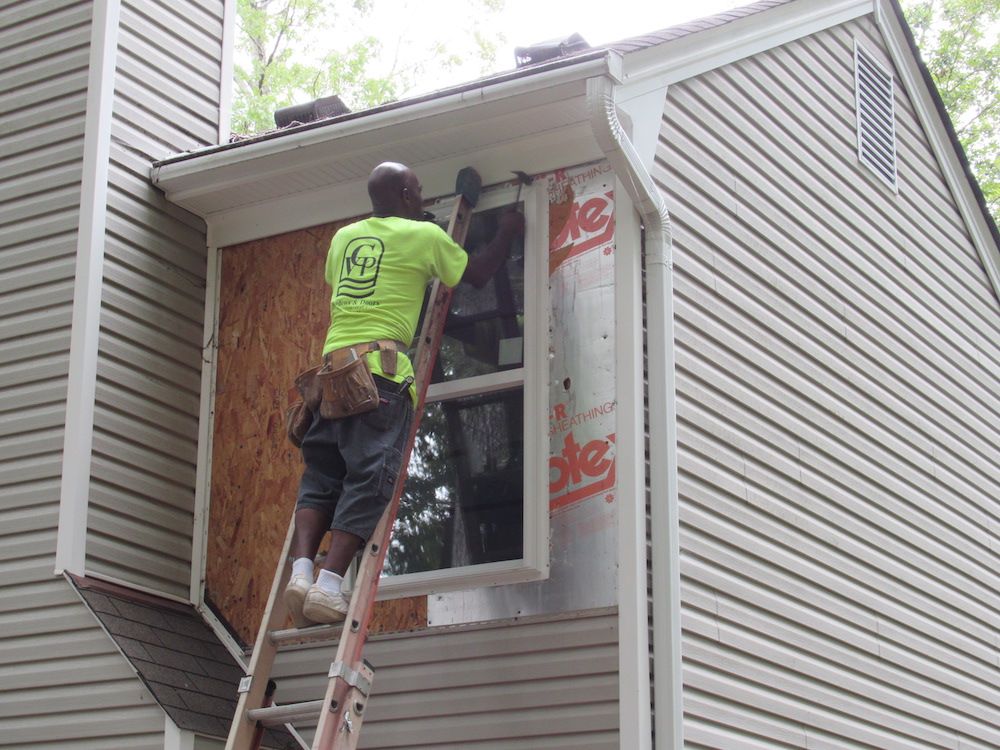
[{"xmin": 337, "ymin": 237, "xmax": 384, "ymax": 299}]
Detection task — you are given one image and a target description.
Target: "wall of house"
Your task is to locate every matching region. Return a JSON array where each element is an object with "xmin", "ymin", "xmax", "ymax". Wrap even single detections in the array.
[
  {"xmin": 654, "ymin": 15, "xmax": 1000, "ymax": 748},
  {"xmin": 1, "ymin": 2, "xmax": 169, "ymax": 746},
  {"xmin": 85, "ymin": 0, "xmax": 223, "ymax": 596},
  {"xmin": 271, "ymin": 610, "xmax": 619, "ymax": 749}
]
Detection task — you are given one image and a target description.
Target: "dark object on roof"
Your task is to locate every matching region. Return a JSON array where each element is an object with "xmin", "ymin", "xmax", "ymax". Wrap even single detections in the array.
[
  {"xmin": 274, "ymin": 94, "xmax": 350, "ymax": 128},
  {"xmin": 70, "ymin": 575, "xmax": 297, "ymax": 749},
  {"xmin": 514, "ymin": 33, "xmax": 590, "ymax": 68}
]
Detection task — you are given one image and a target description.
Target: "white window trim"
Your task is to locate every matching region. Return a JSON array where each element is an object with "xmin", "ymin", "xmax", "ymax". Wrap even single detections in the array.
[
  {"xmin": 191, "ymin": 181, "xmax": 550, "ymax": 606},
  {"xmin": 375, "ymin": 181, "xmax": 550, "ymax": 598}
]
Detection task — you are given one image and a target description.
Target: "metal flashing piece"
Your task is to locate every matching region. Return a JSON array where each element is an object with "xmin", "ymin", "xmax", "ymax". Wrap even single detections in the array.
[{"xmin": 328, "ymin": 661, "xmax": 374, "ymax": 698}]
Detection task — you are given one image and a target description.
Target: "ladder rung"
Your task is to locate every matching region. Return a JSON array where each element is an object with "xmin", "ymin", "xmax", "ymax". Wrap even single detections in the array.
[
  {"xmin": 269, "ymin": 622, "xmax": 344, "ymax": 646},
  {"xmin": 247, "ymin": 700, "xmax": 323, "ymax": 726}
]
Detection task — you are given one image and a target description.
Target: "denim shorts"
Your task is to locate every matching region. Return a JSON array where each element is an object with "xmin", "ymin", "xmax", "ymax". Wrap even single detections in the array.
[{"xmin": 295, "ymin": 376, "xmax": 413, "ymax": 540}]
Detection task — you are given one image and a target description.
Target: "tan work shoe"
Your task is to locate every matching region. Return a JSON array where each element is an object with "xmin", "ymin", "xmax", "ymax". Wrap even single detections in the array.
[
  {"xmin": 283, "ymin": 574, "xmax": 312, "ymax": 628},
  {"xmin": 302, "ymin": 584, "xmax": 349, "ymax": 624}
]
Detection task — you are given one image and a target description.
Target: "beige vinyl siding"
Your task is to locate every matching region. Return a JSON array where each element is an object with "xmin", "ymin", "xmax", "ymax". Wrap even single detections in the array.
[
  {"xmin": 0, "ymin": 0, "xmax": 87, "ymax": 455},
  {"xmin": 85, "ymin": 0, "xmax": 221, "ymax": 595},
  {"xmin": 0, "ymin": 0, "xmax": 87, "ymax": 738},
  {"xmin": 0, "ymin": 573, "xmax": 164, "ymax": 750},
  {"xmin": 0, "ymin": 2, "xmax": 165, "ymax": 746},
  {"xmin": 653, "ymin": 16, "xmax": 1000, "ymax": 750},
  {"xmin": 270, "ymin": 611, "xmax": 619, "ymax": 748}
]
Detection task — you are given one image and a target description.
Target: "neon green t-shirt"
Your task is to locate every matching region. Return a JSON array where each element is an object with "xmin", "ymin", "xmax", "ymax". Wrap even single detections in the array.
[{"xmin": 323, "ymin": 216, "xmax": 468, "ymax": 402}]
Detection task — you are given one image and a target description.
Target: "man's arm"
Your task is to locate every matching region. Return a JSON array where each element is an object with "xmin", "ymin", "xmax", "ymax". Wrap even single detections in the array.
[{"xmin": 460, "ymin": 210, "xmax": 525, "ymax": 289}]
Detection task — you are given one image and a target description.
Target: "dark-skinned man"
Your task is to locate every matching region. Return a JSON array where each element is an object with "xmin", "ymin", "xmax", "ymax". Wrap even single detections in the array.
[{"xmin": 285, "ymin": 162, "xmax": 524, "ymax": 625}]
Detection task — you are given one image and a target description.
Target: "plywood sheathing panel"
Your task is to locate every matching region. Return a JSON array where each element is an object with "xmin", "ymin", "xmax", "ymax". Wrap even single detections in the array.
[
  {"xmin": 208, "ymin": 220, "xmax": 429, "ymax": 646},
  {"xmin": 208, "ymin": 223, "xmax": 337, "ymax": 644}
]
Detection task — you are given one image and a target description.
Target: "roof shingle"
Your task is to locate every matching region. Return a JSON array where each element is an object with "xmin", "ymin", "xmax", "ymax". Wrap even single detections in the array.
[{"xmin": 71, "ymin": 575, "xmax": 296, "ymax": 749}]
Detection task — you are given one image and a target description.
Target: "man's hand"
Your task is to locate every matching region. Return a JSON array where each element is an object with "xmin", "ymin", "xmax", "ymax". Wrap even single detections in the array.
[
  {"xmin": 498, "ymin": 209, "xmax": 525, "ymax": 238},
  {"xmin": 461, "ymin": 209, "xmax": 525, "ymax": 288}
]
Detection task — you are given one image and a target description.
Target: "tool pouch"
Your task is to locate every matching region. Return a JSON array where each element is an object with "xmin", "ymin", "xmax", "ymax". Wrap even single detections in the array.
[
  {"xmin": 317, "ymin": 349, "xmax": 379, "ymax": 420},
  {"xmin": 285, "ymin": 365, "xmax": 323, "ymax": 448}
]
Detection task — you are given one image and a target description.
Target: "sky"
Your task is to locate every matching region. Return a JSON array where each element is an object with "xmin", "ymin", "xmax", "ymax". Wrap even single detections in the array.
[{"xmin": 354, "ymin": 0, "xmax": 746, "ymax": 96}]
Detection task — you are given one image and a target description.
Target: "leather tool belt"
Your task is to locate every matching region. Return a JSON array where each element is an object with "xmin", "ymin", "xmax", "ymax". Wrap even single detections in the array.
[
  {"xmin": 317, "ymin": 339, "xmax": 403, "ymax": 420},
  {"xmin": 285, "ymin": 340, "xmax": 406, "ymax": 446}
]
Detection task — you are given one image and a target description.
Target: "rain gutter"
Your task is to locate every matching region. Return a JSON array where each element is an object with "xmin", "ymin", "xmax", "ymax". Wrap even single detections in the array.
[{"xmin": 151, "ymin": 50, "xmax": 611, "ymax": 186}]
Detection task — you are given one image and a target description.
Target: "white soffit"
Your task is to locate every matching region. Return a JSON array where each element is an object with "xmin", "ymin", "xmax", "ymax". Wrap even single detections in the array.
[{"xmin": 151, "ymin": 55, "xmax": 616, "ymax": 232}]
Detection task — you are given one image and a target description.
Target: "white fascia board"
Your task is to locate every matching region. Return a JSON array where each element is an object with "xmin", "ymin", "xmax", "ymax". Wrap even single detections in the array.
[
  {"xmin": 621, "ymin": 0, "xmax": 874, "ymax": 86},
  {"xmin": 152, "ymin": 55, "xmax": 615, "ymax": 209},
  {"xmin": 874, "ymin": 0, "xmax": 1000, "ymax": 307},
  {"xmin": 56, "ymin": 0, "xmax": 121, "ymax": 576},
  {"xmin": 206, "ymin": 121, "xmax": 602, "ymax": 247}
]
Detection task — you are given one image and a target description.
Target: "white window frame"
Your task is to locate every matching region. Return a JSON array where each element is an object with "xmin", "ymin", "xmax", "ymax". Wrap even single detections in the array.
[{"xmin": 373, "ymin": 181, "xmax": 550, "ymax": 599}]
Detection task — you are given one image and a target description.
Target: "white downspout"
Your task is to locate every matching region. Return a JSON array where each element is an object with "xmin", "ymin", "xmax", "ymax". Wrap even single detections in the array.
[{"xmin": 587, "ymin": 73, "xmax": 684, "ymax": 749}]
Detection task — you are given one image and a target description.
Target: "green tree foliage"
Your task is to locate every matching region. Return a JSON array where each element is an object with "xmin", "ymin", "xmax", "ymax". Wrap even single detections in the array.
[
  {"xmin": 904, "ymin": 0, "xmax": 1000, "ymax": 222},
  {"xmin": 232, "ymin": 0, "xmax": 504, "ymax": 135}
]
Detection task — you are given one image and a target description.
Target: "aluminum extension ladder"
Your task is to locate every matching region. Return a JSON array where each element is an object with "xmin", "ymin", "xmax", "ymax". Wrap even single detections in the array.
[{"xmin": 225, "ymin": 167, "xmax": 482, "ymax": 750}]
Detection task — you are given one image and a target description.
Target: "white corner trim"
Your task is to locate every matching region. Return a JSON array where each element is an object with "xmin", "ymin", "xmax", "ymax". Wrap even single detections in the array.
[
  {"xmin": 55, "ymin": 0, "xmax": 122, "ymax": 576},
  {"xmin": 217, "ymin": 0, "xmax": 236, "ymax": 144},
  {"xmin": 611, "ymin": 185, "xmax": 653, "ymax": 750},
  {"xmin": 623, "ymin": 0, "xmax": 874, "ymax": 85},
  {"xmin": 874, "ymin": 0, "xmax": 1000, "ymax": 307},
  {"xmin": 190, "ymin": 246, "xmax": 221, "ymax": 603},
  {"xmin": 164, "ymin": 714, "xmax": 195, "ymax": 750},
  {"xmin": 521, "ymin": 181, "xmax": 551, "ymax": 580}
]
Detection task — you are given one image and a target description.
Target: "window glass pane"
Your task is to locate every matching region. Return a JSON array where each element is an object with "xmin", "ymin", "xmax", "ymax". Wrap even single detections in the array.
[
  {"xmin": 384, "ymin": 387, "xmax": 524, "ymax": 576},
  {"xmin": 423, "ymin": 203, "xmax": 525, "ymax": 383}
]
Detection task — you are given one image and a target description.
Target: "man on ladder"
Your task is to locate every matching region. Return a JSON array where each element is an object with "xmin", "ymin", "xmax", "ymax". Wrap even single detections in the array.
[{"xmin": 285, "ymin": 161, "xmax": 524, "ymax": 627}]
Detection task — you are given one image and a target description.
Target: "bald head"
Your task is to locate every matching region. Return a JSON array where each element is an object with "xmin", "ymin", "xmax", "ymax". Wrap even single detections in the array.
[{"xmin": 368, "ymin": 162, "xmax": 423, "ymax": 219}]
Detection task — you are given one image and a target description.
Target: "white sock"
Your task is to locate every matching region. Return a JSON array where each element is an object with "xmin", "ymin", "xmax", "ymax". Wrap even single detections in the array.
[
  {"xmin": 291, "ymin": 557, "xmax": 314, "ymax": 582},
  {"xmin": 316, "ymin": 568, "xmax": 343, "ymax": 596}
]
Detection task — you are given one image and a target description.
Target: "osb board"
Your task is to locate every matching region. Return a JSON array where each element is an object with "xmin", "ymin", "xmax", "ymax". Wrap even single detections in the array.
[{"xmin": 207, "ymin": 220, "xmax": 427, "ymax": 646}]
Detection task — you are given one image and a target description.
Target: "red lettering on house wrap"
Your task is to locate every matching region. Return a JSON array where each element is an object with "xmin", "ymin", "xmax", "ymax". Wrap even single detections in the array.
[
  {"xmin": 549, "ymin": 432, "xmax": 616, "ymax": 511},
  {"xmin": 551, "ymin": 191, "xmax": 615, "ymax": 262}
]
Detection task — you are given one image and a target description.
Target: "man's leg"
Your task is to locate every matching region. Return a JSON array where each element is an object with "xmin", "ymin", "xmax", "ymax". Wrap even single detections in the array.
[
  {"xmin": 287, "ymin": 415, "xmax": 346, "ymax": 626},
  {"xmin": 290, "ymin": 507, "xmax": 332, "ymax": 562},
  {"xmin": 303, "ymin": 381, "xmax": 412, "ymax": 624},
  {"xmin": 320, "ymin": 529, "xmax": 364, "ymax": 575}
]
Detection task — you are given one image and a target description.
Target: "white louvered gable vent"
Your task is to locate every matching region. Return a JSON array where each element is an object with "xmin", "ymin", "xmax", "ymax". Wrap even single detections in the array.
[{"xmin": 854, "ymin": 41, "xmax": 898, "ymax": 190}]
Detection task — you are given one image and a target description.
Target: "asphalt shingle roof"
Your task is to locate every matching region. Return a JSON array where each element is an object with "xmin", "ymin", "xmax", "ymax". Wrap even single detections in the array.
[
  {"xmin": 71, "ymin": 575, "xmax": 297, "ymax": 749},
  {"xmin": 606, "ymin": 0, "xmax": 794, "ymax": 53}
]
